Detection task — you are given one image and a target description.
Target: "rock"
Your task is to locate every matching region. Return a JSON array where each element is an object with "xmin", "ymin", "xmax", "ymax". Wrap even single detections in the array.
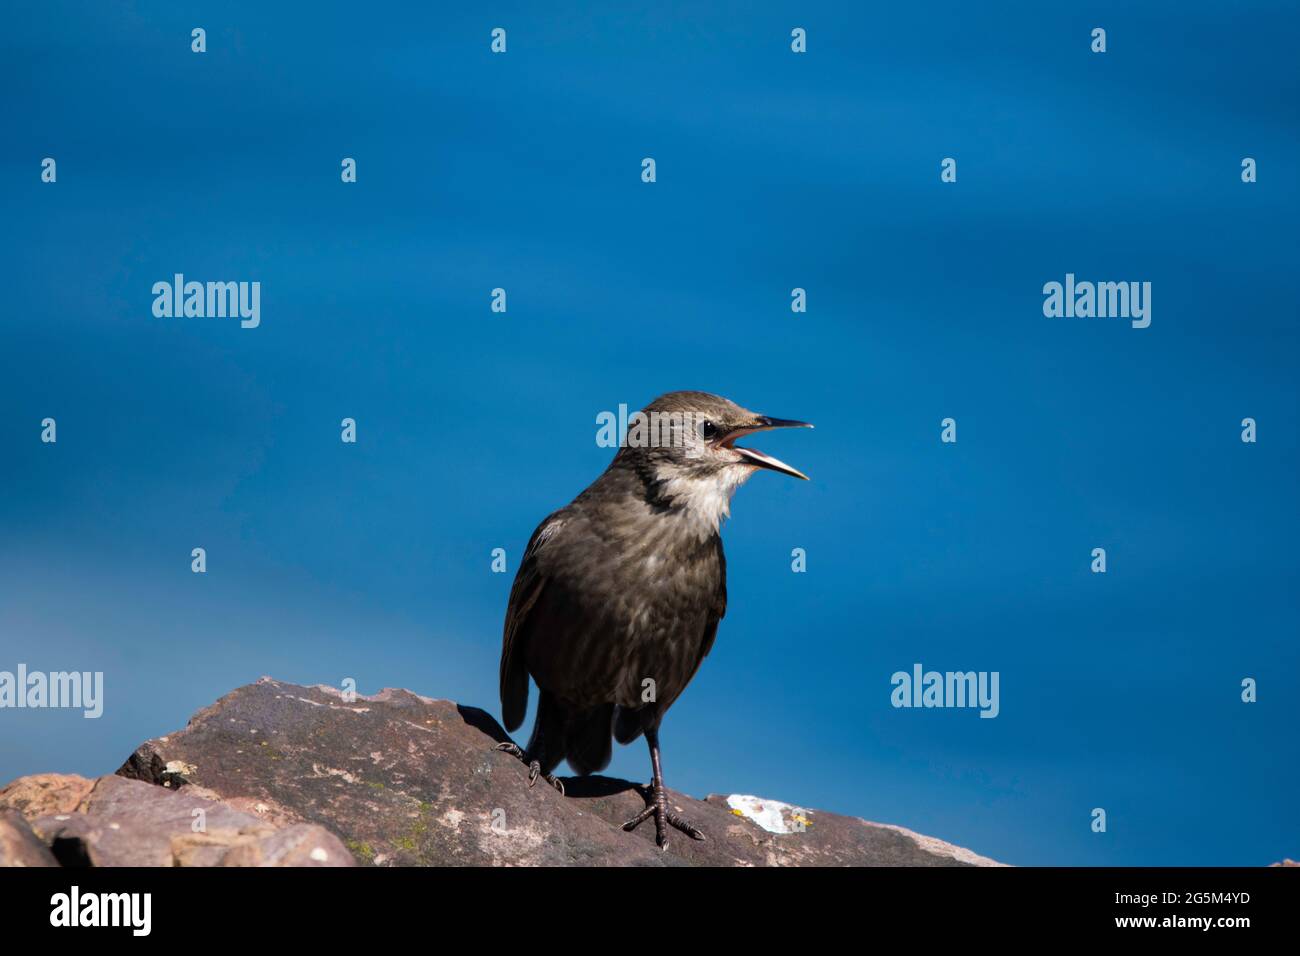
[
  {"xmin": 0, "ymin": 773, "xmax": 95, "ymax": 819},
  {"xmin": 114, "ymin": 677, "xmax": 1003, "ymax": 867},
  {"xmin": 0, "ymin": 773, "xmax": 352, "ymax": 867},
  {"xmin": 0, "ymin": 809, "xmax": 58, "ymax": 867}
]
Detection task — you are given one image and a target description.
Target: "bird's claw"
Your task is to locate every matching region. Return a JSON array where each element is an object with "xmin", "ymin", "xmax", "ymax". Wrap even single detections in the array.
[
  {"xmin": 621, "ymin": 785, "xmax": 705, "ymax": 849},
  {"xmin": 527, "ymin": 760, "xmax": 566, "ymax": 796},
  {"xmin": 666, "ymin": 810, "xmax": 704, "ymax": 841},
  {"xmin": 493, "ymin": 741, "xmax": 563, "ymax": 794}
]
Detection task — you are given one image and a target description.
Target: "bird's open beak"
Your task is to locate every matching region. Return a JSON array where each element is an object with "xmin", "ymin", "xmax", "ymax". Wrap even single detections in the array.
[{"xmin": 719, "ymin": 416, "xmax": 813, "ymax": 480}]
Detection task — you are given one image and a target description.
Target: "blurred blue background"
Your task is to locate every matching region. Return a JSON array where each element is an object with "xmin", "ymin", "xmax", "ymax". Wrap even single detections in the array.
[{"xmin": 2, "ymin": 1, "xmax": 1297, "ymax": 866}]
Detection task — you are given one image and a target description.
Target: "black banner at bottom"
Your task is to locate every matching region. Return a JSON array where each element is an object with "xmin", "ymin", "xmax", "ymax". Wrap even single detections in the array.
[{"xmin": 1, "ymin": 865, "xmax": 1292, "ymax": 940}]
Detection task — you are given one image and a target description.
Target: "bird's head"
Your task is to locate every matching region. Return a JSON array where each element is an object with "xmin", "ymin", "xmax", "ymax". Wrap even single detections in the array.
[{"xmin": 616, "ymin": 390, "xmax": 813, "ymax": 492}]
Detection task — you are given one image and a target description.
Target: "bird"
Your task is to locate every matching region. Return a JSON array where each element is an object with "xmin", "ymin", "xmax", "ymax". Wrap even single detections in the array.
[{"xmin": 496, "ymin": 390, "xmax": 812, "ymax": 848}]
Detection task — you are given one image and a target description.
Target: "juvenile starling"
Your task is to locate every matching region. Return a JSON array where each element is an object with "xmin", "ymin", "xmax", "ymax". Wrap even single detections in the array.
[{"xmin": 497, "ymin": 391, "xmax": 811, "ymax": 848}]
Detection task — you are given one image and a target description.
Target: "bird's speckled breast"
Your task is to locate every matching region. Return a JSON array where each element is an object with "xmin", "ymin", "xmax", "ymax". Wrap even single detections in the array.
[{"xmin": 524, "ymin": 498, "xmax": 725, "ymax": 711}]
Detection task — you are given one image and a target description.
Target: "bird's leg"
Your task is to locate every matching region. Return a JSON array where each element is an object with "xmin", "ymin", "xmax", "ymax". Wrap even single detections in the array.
[
  {"xmin": 621, "ymin": 728, "xmax": 705, "ymax": 848},
  {"xmin": 493, "ymin": 741, "xmax": 565, "ymax": 795}
]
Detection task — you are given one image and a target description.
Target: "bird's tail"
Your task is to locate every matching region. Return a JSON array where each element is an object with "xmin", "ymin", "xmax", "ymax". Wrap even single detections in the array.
[
  {"xmin": 613, "ymin": 703, "xmax": 648, "ymax": 745},
  {"xmin": 526, "ymin": 692, "xmax": 614, "ymax": 777}
]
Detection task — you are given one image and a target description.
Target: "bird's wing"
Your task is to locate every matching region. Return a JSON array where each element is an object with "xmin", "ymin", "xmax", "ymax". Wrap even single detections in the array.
[
  {"xmin": 695, "ymin": 534, "xmax": 728, "ymax": 661},
  {"xmin": 499, "ymin": 514, "xmax": 565, "ymax": 732}
]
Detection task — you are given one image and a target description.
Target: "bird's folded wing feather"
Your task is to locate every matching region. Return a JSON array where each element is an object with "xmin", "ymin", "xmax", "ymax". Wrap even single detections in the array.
[
  {"xmin": 695, "ymin": 535, "xmax": 728, "ymax": 662},
  {"xmin": 498, "ymin": 515, "xmax": 563, "ymax": 731}
]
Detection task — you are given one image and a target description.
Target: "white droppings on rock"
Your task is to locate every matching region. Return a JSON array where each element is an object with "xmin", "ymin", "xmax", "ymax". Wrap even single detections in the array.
[
  {"xmin": 726, "ymin": 794, "xmax": 798, "ymax": 834},
  {"xmin": 310, "ymin": 847, "xmax": 329, "ymax": 862}
]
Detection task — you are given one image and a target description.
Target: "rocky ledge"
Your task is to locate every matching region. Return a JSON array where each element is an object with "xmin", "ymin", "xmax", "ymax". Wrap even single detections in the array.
[{"xmin": 1, "ymin": 677, "xmax": 1003, "ymax": 867}]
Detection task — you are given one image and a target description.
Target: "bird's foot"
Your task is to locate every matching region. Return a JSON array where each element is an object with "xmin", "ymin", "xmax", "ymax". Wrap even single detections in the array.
[
  {"xmin": 492, "ymin": 741, "xmax": 565, "ymax": 795},
  {"xmin": 621, "ymin": 784, "xmax": 705, "ymax": 849}
]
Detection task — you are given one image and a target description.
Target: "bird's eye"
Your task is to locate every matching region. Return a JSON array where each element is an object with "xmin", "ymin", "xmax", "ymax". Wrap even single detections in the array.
[{"xmin": 701, "ymin": 419, "xmax": 719, "ymax": 440}]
